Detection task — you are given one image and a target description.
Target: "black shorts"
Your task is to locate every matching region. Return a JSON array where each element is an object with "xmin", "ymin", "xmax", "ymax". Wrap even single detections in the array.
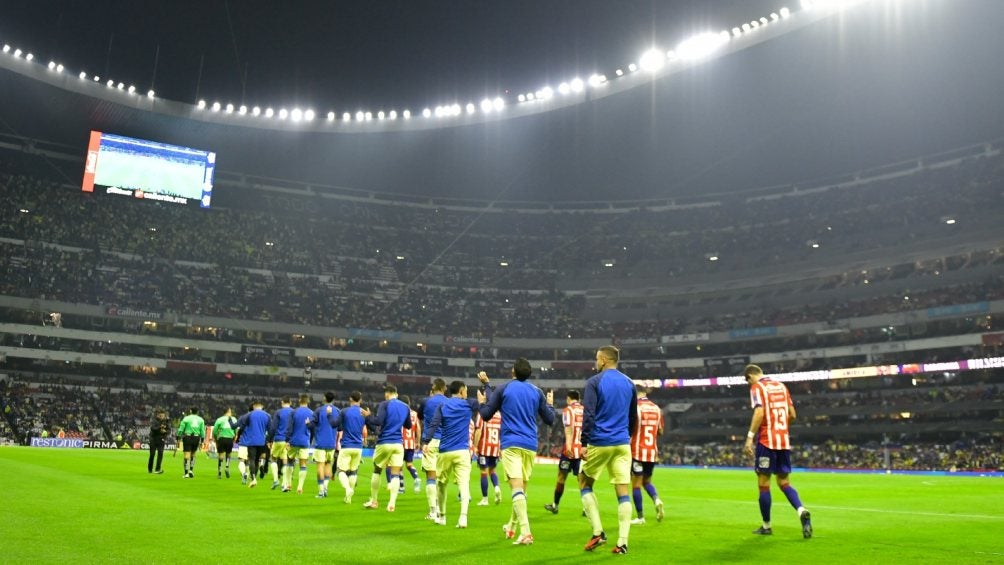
[
  {"xmin": 631, "ymin": 460, "xmax": 655, "ymax": 478},
  {"xmin": 216, "ymin": 438, "xmax": 234, "ymax": 454},
  {"xmin": 477, "ymin": 455, "xmax": 498, "ymax": 469},
  {"xmin": 182, "ymin": 436, "xmax": 202, "ymax": 453},
  {"xmin": 558, "ymin": 454, "xmax": 581, "ymax": 475}
]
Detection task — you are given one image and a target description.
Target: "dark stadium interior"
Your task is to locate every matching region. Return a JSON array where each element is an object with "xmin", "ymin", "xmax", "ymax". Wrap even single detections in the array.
[{"xmin": 0, "ymin": 1, "xmax": 1002, "ymax": 472}]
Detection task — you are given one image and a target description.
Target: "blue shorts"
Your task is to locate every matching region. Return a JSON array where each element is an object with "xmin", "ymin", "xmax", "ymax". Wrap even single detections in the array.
[
  {"xmin": 478, "ymin": 455, "xmax": 498, "ymax": 469},
  {"xmin": 558, "ymin": 454, "xmax": 581, "ymax": 476},
  {"xmin": 631, "ymin": 460, "xmax": 655, "ymax": 478},
  {"xmin": 404, "ymin": 449, "xmax": 415, "ymax": 464},
  {"xmin": 754, "ymin": 443, "xmax": 792, "ymax": 476}
]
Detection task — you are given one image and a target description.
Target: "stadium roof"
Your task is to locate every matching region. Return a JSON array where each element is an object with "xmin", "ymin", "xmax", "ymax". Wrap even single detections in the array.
[{"xmin": 1, "ymin": 0, "xmax": 1004, "ymax": 201}]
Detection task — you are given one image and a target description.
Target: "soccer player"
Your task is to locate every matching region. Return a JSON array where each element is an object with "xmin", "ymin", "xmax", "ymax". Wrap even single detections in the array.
[
  {"xmin": 474, "ymin": 410, "xmax": 502, "ymax": 506},
  {"xmin": 544, "ymin": 390, "xmax": 583, "ymax": 514},
  {"xmin": 363, "ymin": 385, "xmax": 412, "ymax": 512},
  {"xmin": 579, "ymin": 346, "xmax": 638, "ymax": 555},
  {"xmin": 236, "ymin": 400, "xmax": 270, "ymax": 488},
  {"xmin": 286, "ymin": 394, "xmax": 315, "ymax": 494},
  {"xmin": 400, "ymin": 395, "xmax": 422, "ymax": 494},
  {"xmin": 418, "ymin": 378, "xmax": 448, "ymax": 520},
  {"xmin": 312, "ymin": 391, "xmax": 341, "ymax": 498},
  {"xmin": 742, "ymin": 364, "xmax": 813, "ymax": 538},
  {"xmin": 212, "ymin": 408, "xmax": 238, "ymax": 479},
  {"xmin": 336, "ymin": 391, "xmax": 366, "ymax": 504},
  {"xmin": 477, "ymin": 358, "xmax": 555, "ymax": 546},
  {"xmin": 234, "ymin": 404, "xmax": 253, "ymax": 484},
  {"xmin": 177, "ymin": 407, "xmax": 206, "ymax": 479},
  {"xmin": 268, "ymin": 397, "xmax": 294, "ymax": 491},
  {"xmin": 630, "ymin": 386, "xmax": 665, "ymax": 524},
  {"xmin": 426, "ymin": 380, "xmax": 478, "ymax": 528}
]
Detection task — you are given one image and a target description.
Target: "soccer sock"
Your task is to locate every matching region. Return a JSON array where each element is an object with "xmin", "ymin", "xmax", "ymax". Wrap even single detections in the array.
[
  {"xmin": 426, "ymin": 479, "xmax": 438, "ymax": 514},
  {"xmin": 581, "ymin": 488, "xmax": 603, "ymax": 535},
  {"xmin": 338, "ymin": 471, "xmax": 350, "ymax": 491},
  {"xmin": 554, "ymin": 482, "xmax": 565, "ymax": 505},
  {"xmin": 217, "ymin": 459, "xmax": 222, "ymax": 473},
  {"xmin": 632, "ymin": 487, "xmax": 644, "ymax": 518},
  {"xmin": 407, "ymin": 465, "xmax": 418, "ymax": 480},
  {"xmin": 370, "ymin": 472, "xmax": 382, "ymax": 502},
  {"xmin": 617, "ymin": 495, "xmax": 632, "ymax": 547},
  {"xmin": 325, "ymin": 474, "xmax": 332, "ymax": 491},
  {"xmin": 512, "ymin": 491, "xmax": 530, "ymax": 535},
  {"xmin": 437, "ymin": 479, "xmax": 448, "ymax": 516},
  {"xmin": 385, "ymin": 467, "xmax": 392, "ymax": 483},
  {"xmin": 758, "ymin": 486, "xmax": 772, "ymax": 523},
  {"xmin": 284, "ymin": 464, "xmax": 293, "ymax": 487},
  {"xmin": 270, "ymin": 461, "xmax": 279, "ymax": 482},
  {"xmin": 490, "ymin": 472, "xmax": 499, "ymax": 488},
  {"xmin": 481, "ymin": 474, "xmax": 489, "ymax": 497},
  {"xmin": 225, "ymin": 455, "xmax": 230, "ymax": 468},
  {"xmin": 644, "ymin": 483, "xmax": 659, "ymax": 501},
  {"xmin": 317, "ymin": 478, "xmax": 325, "ymax": 493},
  {"xmin": 238, "ymin": 460, "xmax": 247, "ymax": 478},
  {"xmin": 349, "ymin": 472, "xmax": 358, "ymax": 489},
  {"xmin": 780, "ymin": 483, "xmax": 804, "ymax": 511},
  {"xmin": 388, "ymin": 475, "xmax": 401, "ymax": 507},
  {"xmin": 459, "ymin": 480, "xmax": 471, "ymax": 520},
  {"xmin": 298, "ymin": 466, "xmax": 307, "ymax": 491}
]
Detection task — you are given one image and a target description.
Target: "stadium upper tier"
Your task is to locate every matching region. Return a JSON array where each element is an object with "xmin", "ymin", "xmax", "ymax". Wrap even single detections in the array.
[{"xmin": 1, "ymin": 142, "xmax": 1001, "ymax": 340}]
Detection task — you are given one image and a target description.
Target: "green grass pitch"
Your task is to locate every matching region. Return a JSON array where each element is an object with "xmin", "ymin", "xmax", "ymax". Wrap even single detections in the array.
[{"xmin": 1, "ymin": 447, "xmax": 1002, "ymax": 564}]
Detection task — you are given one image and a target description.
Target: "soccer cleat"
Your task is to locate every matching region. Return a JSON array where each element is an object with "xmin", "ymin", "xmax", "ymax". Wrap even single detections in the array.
[
  {"xmin": 387, "ymin": 505, "xmax": 395, "ymax": 513},
  {"xmin": 502, "ymin": 524, "xmax": 516, "ymax": 540},
  {"xmin": 217, "ymin": 472, "xmax": 222, "ymax": 479},
  {"xmin": 153, "ymin": 470, "xmax": 163, "ymax": 474},
  {"xmin": 612, "ymin": 544, "xmax": 628, "ymax": 555},
  {"xmin": 413, "ymin": 482, "xmax": 421, "ymax": 494},
  {"xmin": 630, "ymin": 517, "xmax": 646, "ymax": 525},
  {"xmin": 434, "ymin": 516, "xmax": 447, "ymax": 526},
  {"xmin": 248, "ymin": 479, "xmax": 257, "ymax": 488},
  {"xmin": 271, "ymin": 481, "xmax": 280, "ymax": 490},
  {"xmin": 494, "ymin": 487, "xmax": 502, "ymax": 505},
  {"xmin": 584, "ymin": 532, "xmax": 607, "ymax": 551},
  {"xmin": 655, "ymin": 500, "xmax": 665, "ymax": 522},
  {"xmin": 513, "ymin": 533, "xmax": 534, "ymax": 546},
  {"xmin": 800, "ymin": 510, "xmax": 813, "ymax": 539},
  {"xmin": 477, "ymin": 498, "xmax": 490, "ymax": 506},
  {"xmin": 241, "ymin": 475, "xmax": 247, "ymax": 485},
  {"xmin": 296, "ymin": 488, "xmax": 303, "ymax": 495},
  {"xmin": 544, "ymin": 503, "xmax": 559, "ymax": 514},
  {"xmin": 456, "ymin": 516, "xmax": 468, "ymax": 529},
  {"xmin": 398, "ymin": 487, "xmax": 405, "ymax": 495},
  {"xmin": 282, "ymin": 487, "xmax": 291, "ymax": 493},
  {"xmin": 225, "ymin": 469, "xmax": 230, "ymax": 478},
  {"xmin": 315, "ymin": 492, "xmax": 327, "ymax": 499},
  {"xmin": 426, "ymin": 511, "xmax": 439, "ymax": 521},
  {"xmin": 344, "ymin": 488, "xmax": 354, "ymax": 503},
  {"xmin": 362, "ymin": 500, "xmax": 379, "ymax": 510},
  {"xmin": 752, "ymin": 526, "xmax": 773, "ymax": 535}
]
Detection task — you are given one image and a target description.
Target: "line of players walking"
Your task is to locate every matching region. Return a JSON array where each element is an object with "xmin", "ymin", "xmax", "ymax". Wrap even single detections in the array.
[{"xmin": 169, "ymin": 350, "xmax": 812, "ymax": 554}]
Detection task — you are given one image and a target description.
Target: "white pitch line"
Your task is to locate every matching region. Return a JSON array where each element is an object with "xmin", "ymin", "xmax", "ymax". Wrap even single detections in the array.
[{"xmin": 669, "ymin": 496, "xmax": 1004, "ymax": 520}]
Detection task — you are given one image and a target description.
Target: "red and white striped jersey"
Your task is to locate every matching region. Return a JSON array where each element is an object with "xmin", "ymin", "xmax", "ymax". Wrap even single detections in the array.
[
  {"xmin": 563, "ymin": 402, "xmax": 584, "ymax": 459},
  {"xmin": 750, "ymin": 377, "xmax": 794, "ymax": 450},
  {"xmin": 477, "ymin": 412, "xmax": 502, "ymax": 457},
  {"xmin": 401, "ymin": 409, "xmax": 420, "ymax": 450},
  {"xmin": 631, "ymin": 397, "xmax": 663, "ymax": 462}
]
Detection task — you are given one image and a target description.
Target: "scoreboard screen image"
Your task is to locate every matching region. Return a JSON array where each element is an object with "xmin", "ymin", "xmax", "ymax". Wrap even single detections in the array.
[{"xmin": 82, "ymin": 131, "xmax": 216, "ymax": 208}]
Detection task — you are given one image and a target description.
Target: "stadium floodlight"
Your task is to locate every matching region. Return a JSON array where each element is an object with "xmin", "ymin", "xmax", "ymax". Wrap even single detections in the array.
[
  {"xmin": 128, "ymin": 85, "xmax": 136, "ymax": 94},
  {"xmin": 365, "ymin": 111, "xmax": 373, "ymax": 120},
  {"xmin": 434, "ymin": 106, "xmax": 444, "ymax": 117},
  {"xmin": 389, "ymin": 110, "xmax": 397, "ymax": 119},
  {"xmin": 558, "ymin": 82, "xmax": 570, "ymax": 95},
  {"xmin": 771, "ymin": 12, "xmax": 780, "ymax": 21},
  {"xmin": 517, "ymin": 94, "xmax": 526, "ymax": 102},
  {"xmin": 252, "ymin": 106, "xmax": 261, "ymax": 116},
  {"xmin": 751, "ymin": 20, "xmax": 761, "ymax": 29},
  {"xmin": 93, "ymin": 75, "xmax": 100, "ymax": 82},
  {"xmin": 570, "ymin": 78, "xmax": 584, "ymax": 92},
  {"xmin": 732, "ymin": 27, "xmax": 743, "ymax": 37},
  {"xmin": 525, "ymin": 92, "xmax": 535, "ymax": 100},
  {"xmin": 290, "ymin": 108, "xmax": 302, "ymax": 121},
  {"xmin": 500, "ymin": 261, "xmax": 509, "ymax": 267},
  {"xmin": 708, "ymin": 255, "xmax": 719, "ymax": 261},
  {"xmin": 211, "ymin": 101, "xmax": 221, "ymax": 112},
  {"xmin": 48, "ymin": 61, "xmax": 56, "ymax": 70},
  {"xmin": 628, "ymin": 63, "xmax": 638, "ymax": 72},
  {"xmin": 639, "ymin": 48, "xmax": 665, "ymax": 72},
  {"xmin": 480, "ymin": 98, "xmax": 493, "ymax": 112},
  {"xmin": 342, "ymin": 112, "xmax": 351, "ymax": 121},
  {"xmin": 422, "ymin": 108, "xmax": 431, "ymax": 118},
  {"xmin": 147, "ymin": 90, "xmax": 156, "ymax": 99},
  {"xmin": 378, "ymin": 110, "xmax": 385, "ymax": 120},
  {"xmin": 466, "ymin": 103, "xmax": 476, "ymax": 114},
  {"xmin": 304, "ymin": 109, "xmax": 315, "ymax": 121},
  {"xmin": 25, "ymin": 53, "xmax": 33, "ymax": 61},
  {"xmin": 327, "ymin": 111, "xmax": 335, "ymax": 121},
  {"xmin": 587, "ymin": 74, "xmax": 606, "ymax": 87},
  {"xmin": 493, "ymin": 97, "xmax": 504, "ymax": 111},
  {"xmin": 760, "ymin": 17, "xmax": 769, "ymax": 24},
  {"xmin": 780, "ymin": 7, "xmax": 791, "ymax": 18},
  {"xmin": 451, "ymin": 103, "xmax": 461, "ymax": 116},
  {"xmin": 945, "ymin": 218, "xmax": 956, "ymax": 225},
  {"xmin": 106, "ymin": 79, "xmax": 114, "ymax": 87},
  {"xmin": 676, "ymin": 32, "xmax": 730, "ymax": 60},
  {"xmin": 197, "ymin": 99, "xmax": 206, "ymax": 109},
  {"xmin": 79, "ymin": 71, "xmax": 87, "ymax": 80},
  {"xmin": 615, "ymin": 69, "xmax": 624, "ymax": 76},
  {"xmin": 225, "ymin": 103, "xmax": 234, "ymax": 113},
  {"xmin": 13, "ymin": 48, "xmax": 22, "ymax": 58},
  {"xmin": 238, "ymin": 104, "xmax": 247, "ymax": 115},
  {"xmin": 264, "ymin": 107, "xmax": 274, "ymax": 118},
  {"xmin": 117, "ymin": 82, "xmax": 124, "ymax": 89},
  {"xmin": 278, "ymin": 108, "xmax": 289, "ymax": 120},
  {"xmin": 2, "ymin": 45, "xmax": 9, "ymax": 53},
  {"xmin": 356, "ymin": 110, "xmax": 365, "ymax": 121},
  {"xmin": 57, "ymin": 63, "xmax": 64, "ymax": 72},
  {"xmin": 742, "ymin": 23, "xmax": 752, "ymax": 32},
  {"xmin": 541, "ymin": 86, "xmax": 554, "ymax": 99},
  {"xmin": 402, "ymin": 109, "xmax": 411, "ymax": 119}
]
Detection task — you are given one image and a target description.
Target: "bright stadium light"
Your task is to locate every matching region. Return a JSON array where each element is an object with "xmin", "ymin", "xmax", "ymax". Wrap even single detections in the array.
[
  {"xmin": 25, "ymin": 53, "xmax": 33, "ymax": 61},
  {"xmin": 2, "ymin": 45, "xmax": 9, "ymax": 53},
  {"xmin": 466, "ymin": 103, "xmax": 475, "ymax": 114},
  {"xmin": 56, "ymin": 63, "xmax": 64, "ymax": 72},
  {"xmin": 389, "ymin": 110, "xmax": 397, "ymax": 119},
  {"xmin": 290, "ymin": 108, "xmax": 302, "ymax": 121},
  {"xmin": 365, "ymin": 111, "xmax": 373, "ymax": 120},
  {"xmin": 493, "ymin": 97, "xmax": 505, "ymax": 111},
  {"xmin": 732, "ymin": 27, "xmax": 743, "ymax": 37},
  {"xmin": 327, "ymin": 111, "xmax": 335, "ymax": 121},
  {"xmin": 676, "ymin": 32, "xmax": 730, "ymax": 60},
  {"xmin": 93, "ymin": 75, "xmax": 100, "ymax": 82},
  {"xmin": 147, "ymin": 90, "xmax": 156, "ymax": 99},
  {"xmin": 278, "ymin": 108, "xmax": 289, "ymax": 120},
  {"xmin": 451, "ymin": 103, "xmax": 461, "ymax": 115},
  {"xmin": 264, "ymin": 107, "xmax": 274, "ymax": 118},
  {"xmin": 570, "ymin": 77, "xmax": 584, "ymax": 92},
  {"xmin": 252, "ymin": 106, "xmax": 261, "ymax": 116},
  {"xmin": 402, "ymin": 109, "xmax": 411, "ymax": 119},
  {"xmin": 742, "ymin": 23, "xmax": 752, "ymax": 32},
  {"xmin": 541, "ymin": 86, "xmax": 554, "ymax": 99},
  {"xmin": 356, "ymin": 110, "xmax": 365, "ymax": 121},
  {"xmin": 780, "ymin": 7, "xmax": 791, "ymax": 18},
  {"xmin": 628, "ymin": 63, "xmax": 638, "ymax": 72},
  {"xmin": 526, "ymin": 92, "xmax": 535, "ymax": 100},
  {"xmin": 211, "ymin": 101, "xmax": 221, "ymax": 112},
  {"xmin": 117, "ymin": 82, "xmax": 124, "ymax": 89},
  {"xmin": 342, "ymin": 112, "xmax": 351, "ymax": 121},
  {"xmin": 615, "ymin": 69, "xmax": 624, "ymax": 77},
  {"xmin": 239, "ymin": 104, "xmax": 247, "ymax": 114},
  {"xmin": 639, "ymin": 48, "xmax": 665, "ymax": 72},
  {"xmin": 751, "ymin": 20, "xmax": 761, "ymax": 29},
  {"xmin": 304, "ymin": 109, "xmax": 315, "ymax": 121},
  {"xmin": 517, "ymin": 94, "xmax": 526, "ymax": 102},
  {"xmin": 47, "ymin": 61, "xmax": 55, "ymax": 70},
  {"xmin": 588, "ymin": 74, "xmax": 607, "ymax": 87},
  {"xmin": 558, "ymin": 82, "xmax": 570, "ymax": 95},
  {"xmin": 377, "ymin": 110, "xmax": 385, "ymax": 120},
  {"xmin": 13, "ymin": 49, "xmax": 22, "ymax": 58},
  {"xmin": 481, "ymin": 98, "xmax": 493, "ymax": 112},
  {"xmin": 197, "ymin": 100, "xmax": 206, "ymax": 109},
  {"xmin": 422, "ymin": 108, "xmax": 431, "ymax": 118},
  {"xmin": 771, "ymin": 12, "xmax": 780, "ymax": 21},
  {"xmin": 128, "ymin": 85, "xmax": 136, "ymax": 94},
  {"xmin": 79, "ymin": 71, "xmax": 87, "ymax": 79},
  {"xmin": 106, "ymin": 79, "xmax": 114, "ymax": 87},
  {"xmin": 225, "ymin": 103, "xmax": 234, "ymax": 113},
  {"xmin": 760, "ymin": 16, "xmax": 769, "ymax": 24}
]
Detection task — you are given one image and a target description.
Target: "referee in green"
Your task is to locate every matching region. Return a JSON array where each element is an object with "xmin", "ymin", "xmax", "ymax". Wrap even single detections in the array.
[
  {"xmin": 213, "ymin": 408, "xmax": 237, "ymax": 479},
  {"xmin": 177, "ymin": 408, "xmax": 206, "ymax": 478}
]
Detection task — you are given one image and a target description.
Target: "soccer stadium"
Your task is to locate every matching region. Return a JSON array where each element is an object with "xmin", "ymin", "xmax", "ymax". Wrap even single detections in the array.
[{"xmin": 1, "ymin": 1, "xmax": 1002, "ymax": 563}]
